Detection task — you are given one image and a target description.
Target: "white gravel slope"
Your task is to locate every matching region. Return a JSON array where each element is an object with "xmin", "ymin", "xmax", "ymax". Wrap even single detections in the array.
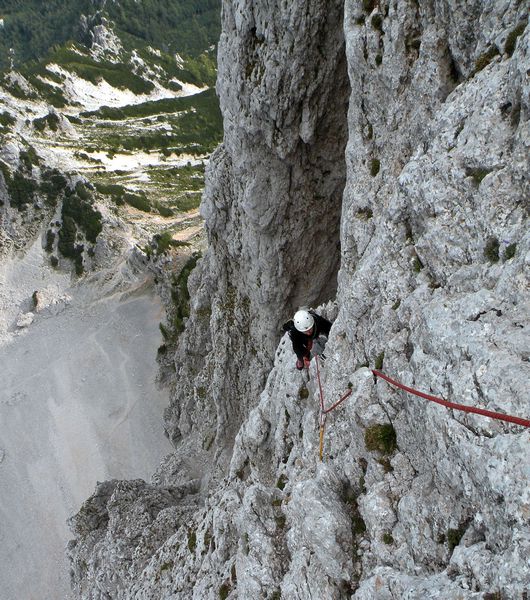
[{"xmin": 0, "ymin": 239, "xmax": 172, "ymax": 600}]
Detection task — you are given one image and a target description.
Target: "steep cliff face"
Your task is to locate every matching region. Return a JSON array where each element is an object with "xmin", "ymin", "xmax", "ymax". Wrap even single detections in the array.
[
  {"xmin": 162, "ymin": 0, "xmax": 350, "ymax": 475},
  {"xmin": 68, "ymin": 1, "xmax": 529, "ymax": 598}
]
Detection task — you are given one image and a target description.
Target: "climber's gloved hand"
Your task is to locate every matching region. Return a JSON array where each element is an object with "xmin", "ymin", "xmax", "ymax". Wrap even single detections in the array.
[{"xmin": 296, "ymin": 359, "xmax": 304, "ymax": 370}]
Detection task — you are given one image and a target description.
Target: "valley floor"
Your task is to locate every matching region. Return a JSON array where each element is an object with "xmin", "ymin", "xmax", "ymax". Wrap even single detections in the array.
[{"xmin": 0, "ymin": 240, "xmax": 172, "ymax": 600}]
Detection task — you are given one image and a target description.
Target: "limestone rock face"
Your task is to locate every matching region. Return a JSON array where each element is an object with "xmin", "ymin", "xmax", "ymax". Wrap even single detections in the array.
[
  {"xmin": 67, "ymin": 1, "xmax": 529, "ymax": 598},
  {"xmin": 162, "ymin": 0, "xmax": 350, "ymax": 481}
]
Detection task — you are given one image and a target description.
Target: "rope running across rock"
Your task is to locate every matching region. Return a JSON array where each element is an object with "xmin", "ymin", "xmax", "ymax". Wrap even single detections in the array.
[{"xmin": 312, "ymin": 359, "xmax": 530, "ymax": 462}]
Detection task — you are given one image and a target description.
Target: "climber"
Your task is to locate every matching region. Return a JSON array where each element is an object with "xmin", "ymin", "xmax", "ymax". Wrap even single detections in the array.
[{"xmin": 283, "ymin": 309, "xmax": 332, "ymax": 370}]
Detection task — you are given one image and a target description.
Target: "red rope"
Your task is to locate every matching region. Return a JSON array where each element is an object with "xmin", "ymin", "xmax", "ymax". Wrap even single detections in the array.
[
  {"xmin": 372, "ymin": 369, "xmax": 530, "ymax": 428},
  {"xmin": 323, "ymin": 389, "xmax": 352, "ymax": 414},
  {"xmin": 315, "ymin": 356, "xmax": 353, "ymax": 416}
]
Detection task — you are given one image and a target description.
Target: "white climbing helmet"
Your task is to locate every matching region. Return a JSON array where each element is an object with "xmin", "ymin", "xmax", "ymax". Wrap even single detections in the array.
[{"xmin": 293, "ymin": 309, "xmax": 314, "ymax": 332}]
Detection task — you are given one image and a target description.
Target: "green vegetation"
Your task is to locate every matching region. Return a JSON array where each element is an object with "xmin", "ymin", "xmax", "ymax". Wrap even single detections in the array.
[
  {"xmin": 81, "ymin": 89, "xmax": 222, "ymax": 156},
  {"xmin": 58, "ymin": 215, "xmax": 84, "ymax": 274},
  {"xmin": 343, "ymin": 487, "xmax": 367, "ymax": 535},
  {"xmin": 34, "ymin": 112, "xmax": 60, "ymax": 132},
  {"xmin": 299, "ymin": 386, "xmax": 309, "ymax": 399},
  {"xmin": 146, "ymin": 231, "xmax": 190, "ymax": 257},
  {"xmin": 187, "ymin": 529, "xmax": 197, "ymax": 552},
  {"xmin": 153, "ymin": 201, "xmax": 175, "ymax": 218},
  {"xmin": 82, "ymin": 87, "xmax": 218, "ymax": 122},
  {"xmin": 149, "ymin": 163, "xmax": 205, "ymax": 212},
  {"xmin": 356, "ymin": 207, "xmax": 373, "ymax": 220},
  {"xmin": 149, "ymin": 163, "xmax": 205, "ymax": 188},
  {"xmin": 447, "ymin": 524, "xmax": 466, "ymax": 551},
  {"xmin": 364, "ymin": 423, "xmax": 397, "ymax": 455},
  {"xmin": 168, "ymin": 252, "xmax": 201, "ymax": 336},
  {"xmin": 375, "ymin": 54, "xmax": 383, "ymax": 65},
  {"xmin": 483, "ymin": 593, "xmax": 503, "ymax": 600},
  {"xmin": 203, "ymin": 528, "xmax": 213, "ymax": 552},
  {"xmin": 484, "ymin": 237, "xmax": 500, "ymax": 263},
  {"xmin": 40, "ymin": 168, "xmax": 68, "ymax": 205},
  {"xmin": 391, "ymin": 299, "xmax": 401, "ymax": 310},
  {"xmin": 0, "ymin": 0, "xmax": 221, "ymax": 71},
  {"xmin": 95, "ymin": 182, "xmax": 173, "ymax": 215},
  {"xmin": 276, "ymin": 474, "xmax": 288, "ymax": 491},
  {"xmin": 371, "ymin": 14, "xmax": 383, "ymax": 31},
  {"xmin": 362, "ymin": 0, "xmax": 377, "ymax": 12},
  {"xmin": 382, "ymin": 532, "xmax": 394, "ymax": 544},
  {"xmin": 219, "ymin": 583, "xmax": 231, "ymax": 600},
  {"xmin": 159, "ymin": 323, "xmax": 170, "ymax": 340},
  {"xmin": 94, "ymin": 182, "xmax": 127, "ymax": 205},
  {"xmin": 377, "ymin": 457, "xmax": 393, "ymax": 473},
  {"xmin": 124, "ymin": 191, "xmax": 151, "ymax": 212},
  {"xmin": 20, "ymin": 147, "xmax": 40, "ymax": 170},
  {"xmin": 174, "ymin": 192, "xmax": 203, "ymax": 212},
  {"xmin": 41, "ymin": 45, "xmax": 154, "ymax": 94},
  {"xmin": 504, "ymin": 21, "xmax": 527, "ymax": 57},
  {"xmin": 174, "ymin": 51, "xmax": 217, "ymax": 88},
  {"xmin": 0, "ymin": 161, "xmax": 37, "ymax": 210},
  {"xmin": 0, "ymin": 78, "xmax": 35, "ymax": 100},
  {"xmin": 62, "ymin": 190, "xmax": 103, "ymax": 243},
  {"xmin": 406, "ymin": 37, "xmax": 422, "ymax": 53},
  {"xmin": 467, "ymin": 167, "xmax": 492, "ymax": 185},
  {"xmin": 412, "ymin": 254, "xmax": 424, "ymax": 273},
  {"xmin": 503, "ymin": 243, "xmax": 516, "ymax": 261},
  {"xmin": 0, "ymin": 111, "xmax": 16, "ymax": 129},
  {"xmin": 21, "ymin": 65, "xmax": 67, "ymax": 107},
  {"xmin": 47, "ymin": 182, "xmax": 103, "ymax": 274},
  {"xmin": 473, "ymin": 46, "xmax": 499, "ymax": 74},
  {"xmin": 370, "ymin": 158, "xmax": 380, "ymax": 176},
  {"xmin": 374, "ymin": 351, "xmax": 385, "ymax": 370},
  {"xmin": 45, "ymin": 229, "xmax": 56, "ymax": 252}
]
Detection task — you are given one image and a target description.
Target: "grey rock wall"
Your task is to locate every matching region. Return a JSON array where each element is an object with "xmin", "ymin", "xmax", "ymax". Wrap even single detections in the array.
[
  {"xmin": 162, "ymin": 0, "xmax": 350, "ymax": 483},
  {"xmin": 68, "ymin": 1, "xmax": 529, "ymax": 598}
]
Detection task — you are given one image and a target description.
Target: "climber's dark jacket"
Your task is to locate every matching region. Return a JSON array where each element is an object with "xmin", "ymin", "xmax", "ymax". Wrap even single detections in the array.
[{"xmin": 282, "ymin": 311, "xmax": 332, "ymax": 362}]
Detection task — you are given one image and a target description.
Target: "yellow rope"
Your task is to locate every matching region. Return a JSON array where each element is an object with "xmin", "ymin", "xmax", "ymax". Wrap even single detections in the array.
[{"xmin": 319, "ymin": 424, "xmax": 325, "ymax": 462}]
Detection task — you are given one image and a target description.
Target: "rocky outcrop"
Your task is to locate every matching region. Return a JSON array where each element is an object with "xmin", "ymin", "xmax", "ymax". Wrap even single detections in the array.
[
  {"xmin": 162, "ymin": 0, "xmax": 350, "ymax": 478},
  {"xmin": 67, "ymin": 1, "xmax": 529, "ymax": 598}
]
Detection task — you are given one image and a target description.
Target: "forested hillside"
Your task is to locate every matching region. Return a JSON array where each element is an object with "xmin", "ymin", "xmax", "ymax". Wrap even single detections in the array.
[{"xmin": 0, "ymin": 0, "xmax": 221, "ymax": 70}]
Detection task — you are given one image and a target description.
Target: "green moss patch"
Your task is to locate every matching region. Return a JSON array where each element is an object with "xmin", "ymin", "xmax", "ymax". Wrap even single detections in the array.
[
  {"xmin": 473, "ymin": 46, "xmax": 499, "ymax": 74},
  {"xmin": 276, "ymin": 474, "xmax": 288, "ymax": 491},
  {"xmin": 187, "ymin": 528, "xmax": 197, "ymax": 552},
  {"xmin": 364, "ymin": 423, "xmax": 397, "ymax": 455},
  {"xmin": 0, "ymin": 161, "xmax": 37, "ymax": 210},
  {"xmin": 504, "ymin": 21, "xmax": 527, "ymax": 57},
  {"xmin": 0, "ymin": 110, "xmax": 16, "ymax": 129},
  {"xmin": 503, "ymin": 243, "xmax": 516, "ymax": 261},
  {"xmin": 484, "ymin": 237, "xmax": 500, "ymax": 263},
  {"xmin": 447, "ymin": 523, "xmax": 467, "ymax": 552},
  {"xmin": 168, "ymin": 252, "xmax": 201, "ymax": 336}
]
